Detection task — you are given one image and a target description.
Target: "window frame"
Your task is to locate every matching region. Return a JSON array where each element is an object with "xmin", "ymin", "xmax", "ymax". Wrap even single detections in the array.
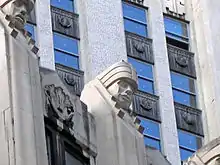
[
  {"xmin": 171, "ymin": 72, "xmax": 197, "ymax": 107},
  {"xmin": 128, "ymin": 57, "xmax": 154, "ymax": 94},
  {"xmin": 122, "ymin": 1, "xmax": 148, "ymax": 37},
  {"xmin": 178, "ymin": 130, "xmax": 202, "ymax": 162},
  {"xmin": 138, "ymin": 116, "xmax": 161, "ymax": 151},
  {"xmin": 53, "ymin": 32, "xmax": 80, "ymax": 69},
  {"xmin": 164, "ymin": 16, "xmax": 189, "ymax": 43},
  {"xmin": 50, "ymin": 0, "xmax": 75, "ymax": 13}
]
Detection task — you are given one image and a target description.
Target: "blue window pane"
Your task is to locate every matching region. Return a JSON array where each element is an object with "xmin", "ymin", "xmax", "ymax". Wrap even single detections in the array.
[
  {"xmin": 138, "ymin": 78, "xmax": 154, "ymax": 94},
  {"xmin": 164, "ymin": 17, "xmax": 187, "ymax": 37},
  {"xmin": 128, "ymin": 58, "xmax": 153, "ymax": 79},
  {"xmin": 124, "ymin": 19, "xmax": 147, "ymax": 37},
  {"xmin": 139, "ymin": 117, "xmax": 160, "ymax": 139},
  {"xmin": 173, "ymin": 90, "xmax": 196, "ymax": 106},
  {"xmin": 180, "ymin": 148, "xmax": 194, "ymax": 161},
  {"xmin": 51, "ymin": 0, "xmax": 74, "ymax": 12},
  {"xmin": 178, "ymin": 131, "xmax": 198, "ymax": 150},
  {"xmin": 25, "ymin": 24, "xmax": 35, "ymax": 39},
  {"xmin": 53, "ymin": 33, "xmax": 78, "ymax": 55},
  {"xmin": 55, "ymin": 50, "xmax": 79, "ymax": 69},
  {"xmin": 171, "ymin": 73, "xmax": 194, "ymax": 92},
  {"xmin": 123, "ymin": 3, "xmax": 146, "ymax": 23},
  {"xmin": 144, "ymin": 137, "xmax": 160, "ymax": 150}
]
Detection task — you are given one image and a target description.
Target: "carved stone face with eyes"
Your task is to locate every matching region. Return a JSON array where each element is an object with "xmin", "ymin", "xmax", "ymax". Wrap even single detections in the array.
[
  {"xmin": 0, "ymin": 0, "xmax": 35, "ymax": 29},
  {"xmin": 107, "ymin": 80, "xmax": 134, "ymax": 110}
]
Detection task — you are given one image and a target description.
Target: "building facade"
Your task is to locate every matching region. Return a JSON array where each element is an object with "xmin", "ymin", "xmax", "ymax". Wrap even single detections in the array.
[{"xmin": 0, "ymin": 0, "xmax": 220, "ymax": 165}]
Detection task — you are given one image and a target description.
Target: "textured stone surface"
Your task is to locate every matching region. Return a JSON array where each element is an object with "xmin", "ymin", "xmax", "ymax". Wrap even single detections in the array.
[
  {"xmin": 146, "ymin": 0, "xmax": 181, "ymax": 164},
  {"xmin": 77, "ymin": 0, "xmax": 127, "ymax": 82},
  {"xmin": 36, "ymin": 0, "xmax": 55, "ymax": 70}
]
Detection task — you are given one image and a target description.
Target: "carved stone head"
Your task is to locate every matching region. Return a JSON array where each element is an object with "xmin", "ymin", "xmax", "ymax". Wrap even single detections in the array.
[
  {"xmin": 0, "ymin": 0, "xmax": 35, "ymax": 29},
  {"xmin": 97, "ymin": 61, "xmax": 138, "ymax": 110}
]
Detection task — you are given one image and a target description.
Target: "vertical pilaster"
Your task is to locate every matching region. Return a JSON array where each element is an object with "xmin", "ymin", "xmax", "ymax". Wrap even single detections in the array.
[
  {"xmin": 77, "ymin": 0, "xmax": 127, "ymax": 82},
  {"xmin": 36, "ymin": 0, "xmax": 55, "ymax": 70},
  {"xmin": 147, "ymin": 0, "xmax": 181, "ymax": 164}
]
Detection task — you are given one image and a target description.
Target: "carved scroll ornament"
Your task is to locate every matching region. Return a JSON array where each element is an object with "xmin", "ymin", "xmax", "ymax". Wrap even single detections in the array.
[
  {"xmin": 182, "ymin": 112, "xmax": 194, "ymax": 126},
  {"xmin": 58, "ymin": 16, "xmax": 72, "ymax": 28},
  {"xmin": 44, "ymin": 84, "xmax": 74, "ymax": 128},
  {"xmin": 133, "ymin": 41, "xmax": 145, "ymax": 54}
]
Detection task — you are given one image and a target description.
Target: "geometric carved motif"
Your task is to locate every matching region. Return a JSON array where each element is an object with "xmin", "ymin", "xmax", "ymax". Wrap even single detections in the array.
[
  {"xmin": 126, "ymin": 0, "xmax": 144, "ymax": 5},
  {"xmin": 126, "ymin": 32, "xmax": 154, "ymax": 64},
  {"xmin": 164, "ymin": 0, "xmax": 185, "ymax": 18},
  {"xmin": 51, "ymin": 6, "xmax": 79, "ymax": 39},
  {"xmin": 44, "ymin": 84, "xmax": 74, "ymax": 128},
  {"xmin": 56, "ymin": 64, "xmax": 84, "ymax": 96},
  {"xmin": 167, "ymin": 44, "xmax": 196, "ymax": 78},
  {"xmin": 174, "ymin": 103, "xmax": 204, "ymax": 136},
  {"xmin": 133, "ymin": 91, "xmax": 160, "ymax": 122}
]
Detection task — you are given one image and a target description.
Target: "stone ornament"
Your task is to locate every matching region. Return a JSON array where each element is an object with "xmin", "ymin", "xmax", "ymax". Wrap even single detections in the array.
[
  {"xmin": 0, "ymin": 0, "xmax": 35, "ymax": 30},
  {"xmin": 175, "ymin": 55, "xmax": 189, "ymax": 68},
  {"xmin": 182, "ymin": 112, "xmax": 194, "ymax": 126},
  {"xmin": 97, "ymin": 61, "xmax": 138, "ymax": 113},
  {"xmin": 127, "ymin": 0, "xmax": 144, "ymax": 5},
  {"xmin": 140, "ymin": 98, "xmax": 153, "ymax": 111},
  {"xmin": 184, "ymin": 137, "xmax": 220, "ymax": 165},
  {"xmin": 133, "ymin": 41, "xmax": 145, "ymax": 54},
  {"xmin": 64, "ymin": 75, "xmax": 77, "ymax": 87},
  {"xmin": 44, "ymin": 84, "xmax": 74, "ymax": 128},
  {"xmin": 58, "ymin": 15, "xmax": 72, "ymax": 28}
]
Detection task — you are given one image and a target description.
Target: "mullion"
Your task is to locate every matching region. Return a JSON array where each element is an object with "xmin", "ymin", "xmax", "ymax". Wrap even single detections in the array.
[
  {"xmin": 124, "ymin": 16, "xmax": 147, "ymax": 26},
  {"xmin": 172, "ymin": 87, "xmax": 196, "ymax": 96}
]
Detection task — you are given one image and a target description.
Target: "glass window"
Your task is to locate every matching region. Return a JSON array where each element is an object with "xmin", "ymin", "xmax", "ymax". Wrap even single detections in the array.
[
  {"xmin": 122, "ymin": 2, "xmax": 147, "ymax": 37},
  {"xmin": 178, "ymin": 130, "xmax": 201, "ymax": 161},
  {"xmin": 123, "ymin": 3, "xmax": 146, "ymax": 23},
  {"xmin": 164, "ymin": 16, "xmax": 188, "ymax": 42},
  {"xmin": 54, "ymin": 50, "xmax": 79, "ymax": 69},
  {"xmin": 139, "ymin": 117, "xmax": 161, "ymax": 150},
  {"xmin": 65, "ymin": 151, "xmax": 83, "ymax": 165},
  {"xmin": 53, "ymin": 33, "xmax": 78, "ymax": 55},
  {"xmin": 51, "ymin": 0, "xmax": 74, "ymax": 12},
  {"xmin": 25, "ymin": 23, "xmax": 35, "ymax": 39},
  {"xmin": 171, "ymin": 72, "xmax": 196, "ymax": 107},
  {"xmin": 144, "ymin": 137, "xmax": 160, "ymax": 150},
  {"xmin": 128, "ymin": 57, "xmax": 154, "ymax": 94}
]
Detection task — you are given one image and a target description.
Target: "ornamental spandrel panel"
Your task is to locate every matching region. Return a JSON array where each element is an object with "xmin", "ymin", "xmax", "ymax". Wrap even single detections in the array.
[
  {"xmin": 175, "ymin": 103, "xmax": 204, "ymax": 136},
  {"xmin": 28, "ymin": 8, "xmax": 36, "ymax": 24},
  {"xmin": 56, "ymin": 64, "xmax": 84, "ymax": 96},
  {"xmin": 133, "ymin": 91, "xmax": 160, "ymax": 122},
  {"xmin": 51, "ymin": 6, "xmax": 79, "ymax": 39},
  {"xmin": 164, "ymin": 0, "xmax": 185, "ymax": 17},
  {"xmin": 167, "ymin": 44, "xmax": 196, "ymax": 78},
  {"xmin": 126, "ymin": 32, "xmax": 154, "ymax": 64}
]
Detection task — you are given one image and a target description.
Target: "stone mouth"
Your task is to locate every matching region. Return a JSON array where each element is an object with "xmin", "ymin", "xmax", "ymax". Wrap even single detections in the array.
[{"xmin": 14, "ymin": 14, "xmax": 25, "ymax": 25}]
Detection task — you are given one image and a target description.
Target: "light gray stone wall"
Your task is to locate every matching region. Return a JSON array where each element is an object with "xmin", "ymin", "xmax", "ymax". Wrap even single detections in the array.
[
  {"xmin": 187, "ymin": 0, "xmax": 220, "ymax": 143},
  {"xmin": 36, "ymin": 0, "xmax": 55, "ymax": 70},
  {"xmin": 145, "ymin": 0, "xmax": 181, "ymax": 164},
  {"xmin": 77, "ymin": 0, "xmax": 127, "ymax": 82}
]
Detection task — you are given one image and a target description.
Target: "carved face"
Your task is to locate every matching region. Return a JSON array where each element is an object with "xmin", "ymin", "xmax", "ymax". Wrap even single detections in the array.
[
  {"xmin": 0, "ymin": 0, "xmax": 35, "ymax": 29},
  {"xmin": 107, "ymin": 80, "xmax": 134, "ymax": 110}
]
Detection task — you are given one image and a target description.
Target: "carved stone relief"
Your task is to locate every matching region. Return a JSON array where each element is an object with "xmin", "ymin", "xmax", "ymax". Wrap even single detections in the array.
[
  {"xmin": 51, "ymin": 6, "xmax": 79, "ymax": 38},
  {"xmin": 164, "ymin": 0, "xmax": 185, "ymax": 17},
  {"xmin": 44, "ymin": 84, "xmax": 75, "ymax": 128},
  {"xmin": 175, "ymin": 103, "xmax": 203, "ymax": 136},
  {"xmin": 133, "ymin": 91, "xmax": 160, "ymax": 122},
  {"xmin": 168, "ymin": 44, "xmax": 196, "ymax": 78},
  {"xmin": 126, "ymin": 32, "xmax": 154, "ymax": 64}
]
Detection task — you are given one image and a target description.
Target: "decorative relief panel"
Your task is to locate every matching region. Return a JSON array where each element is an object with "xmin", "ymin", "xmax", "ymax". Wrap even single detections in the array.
[
  {"xmin": 56, "ymin": 64, "xmax": 84, "ymax": 96},
  {"xmin": 167, "ymin": 44, "xmax": 196, "ymax": 78},
  {"xmin": 164, "ymin": 0, "xmax": 185, "ymax": 17},
  {"xmin": 51, "ymin": 6, "xmax": 79, "ymax": 38},
  {"xmin": 44, "ymin": 84, "xmax": 75, "ymax": 128},
  {"xmin": 125, "ymin": 32, "xmax": 154, "ymax": 64},
  {"xmin": 133, "ymin": 91, "xmax": 160, "ymax": 122},
  {"xmin": 175, "ymin": 103, "xmax": 204, "ymax": 136}
]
